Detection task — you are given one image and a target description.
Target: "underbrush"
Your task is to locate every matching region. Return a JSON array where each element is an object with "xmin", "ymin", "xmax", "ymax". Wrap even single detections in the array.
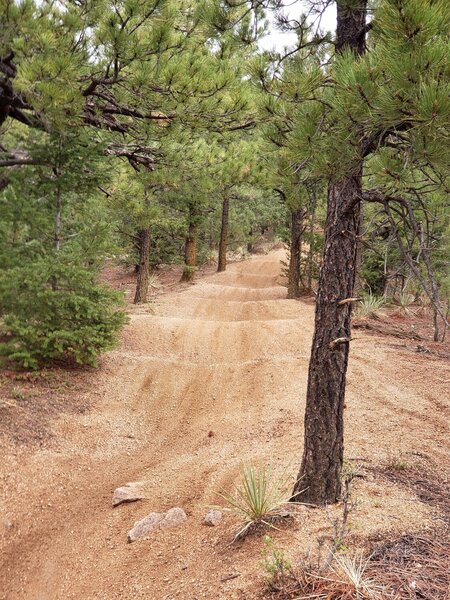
[
  {"xmin": 263, "ymin": 531, "xmax": 450, "ymax": 600},
  {"xmin": 260, "ymin": 460, "xmax": 450, "ymax": 600},
  {"xmin": 367, "ymin": 533, "xmax": 450, "ymax": 600}
]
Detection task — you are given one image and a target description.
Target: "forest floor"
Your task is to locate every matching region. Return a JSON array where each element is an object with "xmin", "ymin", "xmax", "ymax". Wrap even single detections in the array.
[{"xmin": 1, "ymin": 249, "xmax": 449, "ymax": 600}]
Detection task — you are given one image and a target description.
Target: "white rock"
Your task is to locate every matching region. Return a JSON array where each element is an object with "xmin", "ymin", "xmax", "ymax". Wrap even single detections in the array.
[
  {"xmin": 159, "ymin": 507, "xmax": 187, "ymax": 529},
  {"xmin": 202, "ymin": 510, "xmax": 222, "ymax": 527},
  {"xmin": 127, "ymin": 507, "xmax": 187, "ymax": 542},
  {"xmin": 112, "ymin": 482, "xmax": 145, "ymax": 507},
  {"xmin": 128, "ymin": 512, "xmax": 164, "ymax": 542}
]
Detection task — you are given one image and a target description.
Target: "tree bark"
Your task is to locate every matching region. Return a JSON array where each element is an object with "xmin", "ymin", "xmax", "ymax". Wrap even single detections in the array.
[
  {"xmin": 247, "ymin": 227, "xmax": 253, "ymax": 253},
  {"xmin": 306, "ymin": 197, "xmax": 318, "ymax": 293},
  {"xmin": 293, "ymin": 173, "xmax": 363, "ymax": 504},
  {"xmin": 354, "ymin": 207, "xmax": 365, "ymax": 294},
  {"xmin": 51, "ymin": 181, "xmax": 62, "ymax": 291},
  {"xmin": 134, "ymin": 228, "xmax": 151, "ymax": 304},
  {"xmin": 287, "ymin": 208, "xmax": 303, "ymax": 299},
  {"xmin": 54, "ymin": 185, "xmax": 62, "ymax": 252},
  {"xmin": 293, "ymin": 0, "xmax": 367, "ymax": 505},
  {"xmin": 217, "ymin": 197, "xmax": 229, "ymax": 272},
  {"xmin": 180, "ymin": 221, "xmax": 197, "ymax": 282}
]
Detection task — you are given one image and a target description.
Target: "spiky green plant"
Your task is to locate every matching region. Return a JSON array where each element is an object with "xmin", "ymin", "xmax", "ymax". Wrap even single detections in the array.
[
  {"xmin": 147, "ymin": 274, "xmax": 162, "ymax": 290},
  {"xmin": 355, "ymin": 294, "xmax": 385, "ymax": 319},
  {"xmin": 394, "ymin": 291, "xmax": 416, "ymax": 315},
  {"xmin": 218, "ymin": 464, "xmax": 293, "ymax": 540}
]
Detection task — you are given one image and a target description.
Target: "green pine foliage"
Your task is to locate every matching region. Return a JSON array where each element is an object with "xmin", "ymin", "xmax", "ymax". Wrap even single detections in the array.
[
  {"xmin": 0, "ymin": 256, "xmax": 126, "ymax": 370},
  {"xmin": 0, "ymin": 127, "xmax": 124, "ymax": 369},
  {"xmin": 1, "ymin": 0, "xmax": 449, "ymax": 367}
]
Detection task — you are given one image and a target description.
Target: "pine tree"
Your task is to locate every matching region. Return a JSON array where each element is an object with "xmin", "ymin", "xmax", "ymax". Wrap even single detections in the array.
[
  {"xmin": 285, "ymin": 0, "xmax": 449, "ymax": 504},
  {"xmin": 0, "ymin": 128, "xmax": 126, "ymax": 368},
  {"xmin": 234, "ymin": 0, "xmax": 448, "ymax": 504}
]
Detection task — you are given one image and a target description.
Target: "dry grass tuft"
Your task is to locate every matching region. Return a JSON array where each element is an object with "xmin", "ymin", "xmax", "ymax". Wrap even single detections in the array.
[{"xmin": 264, "ymin": 551, "xmax": 384, "ymax": 599}]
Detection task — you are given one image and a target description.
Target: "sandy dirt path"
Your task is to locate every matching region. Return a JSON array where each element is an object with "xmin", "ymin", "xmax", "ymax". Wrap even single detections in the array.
[{"xmin": 1, "ymin": 250, "xmax": 449, "ymax": 600}]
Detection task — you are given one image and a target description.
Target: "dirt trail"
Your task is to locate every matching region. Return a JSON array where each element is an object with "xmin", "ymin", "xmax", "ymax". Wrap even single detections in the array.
[{"xmin": 1, "ymin": 250, "xmax": 449, "ymax": 600}]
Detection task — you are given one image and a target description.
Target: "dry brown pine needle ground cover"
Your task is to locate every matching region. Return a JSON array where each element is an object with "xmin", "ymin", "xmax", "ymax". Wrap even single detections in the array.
[{"xmin": 263, "ymin": 460, "xmax": 450, "ymax": 600}]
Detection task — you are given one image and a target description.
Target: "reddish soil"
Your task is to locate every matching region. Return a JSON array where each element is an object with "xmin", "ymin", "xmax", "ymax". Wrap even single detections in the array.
[
  {"xmin": 100, "ymin": 260, "xmax": 222, "ymax": 306},
  {"xmin": 1, "ymin": 250, "xmax": 449, "ymax": 599}
]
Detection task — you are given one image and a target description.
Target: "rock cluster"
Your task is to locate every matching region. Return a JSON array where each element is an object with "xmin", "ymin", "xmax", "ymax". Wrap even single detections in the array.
[
  {"xmin": 128, "ymin": 507, "xmax": 187, "ymax": 542},
  {"xmin": 113, "ymin": 483, "xmax": 223, "ymax": 542}
]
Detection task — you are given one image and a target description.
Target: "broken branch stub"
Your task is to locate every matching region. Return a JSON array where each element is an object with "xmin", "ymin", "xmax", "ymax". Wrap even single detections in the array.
[
  {"xmin": 329, "ymin": 337, "xmax": 352, "ymax": 350},
  {"xmin": 337, "ymin": 297, "xmax": 363, "ymax": 306}
]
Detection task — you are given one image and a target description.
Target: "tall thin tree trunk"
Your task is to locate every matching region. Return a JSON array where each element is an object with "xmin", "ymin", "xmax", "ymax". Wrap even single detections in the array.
[
  {"xmin": 354, "ymin": 207, "xmax": 365, "ymax": 294},
  {"xmin": 134, "ymin": 228, "xmax": 151, "ymax": 304},
  {"xmin": 293, "ymin": 0, "xmax": 367, "ymax": 505},
  {"xmin": 293, "ymin": 174, "xmax": 363, "ymax": 504},
  {"xmin": 384, "ymin": 205, "xmax": 449, "ymax": 339},
  {"xmin": 306, "ymin": 198, "xmax": 317, "ymax": 293},
  {"xmin": 181, "ymin": 220, "xmax": 197, "ymax": 282},
  {"xmin": 51, "ymin": 180, "xmax": 62, "ymax": 291},
  {"xmin": 247, "ymin": 228, "xmax": 254, "ymax": 253},
  {"xmin": 55, "ymin": 185, "xmax": 62, "ymax": 252},
  {"xmin": 217, "ymin": 197, "xmax": 229, "ymax": 272},
  {"xmin": 418, "ymin": 222, "xmax": 441, "ymax": 342},
  {"xmin": 287, "ymin": 208, "xmax": 303, "ymax": 299}
]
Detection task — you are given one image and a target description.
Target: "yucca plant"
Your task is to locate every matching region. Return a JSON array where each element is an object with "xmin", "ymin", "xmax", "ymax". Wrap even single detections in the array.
[
  {"xmin": 354, "ymin": 294, "xmax": 385, "ymax": 319},
  {"xmin": 147, "ymin": 274, "xmax": 162, "ymax": 290},
  {"xmin": 394, "ymin": 291, "xmax": 416, "ymax": 316},
  {"xmin": 218, "ymin": 464, "xmax": 293, "ymax": 540}
]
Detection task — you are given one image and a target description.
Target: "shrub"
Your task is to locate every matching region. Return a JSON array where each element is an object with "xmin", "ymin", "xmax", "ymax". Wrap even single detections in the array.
[
  {"xmin": 262, "ymin": 535, "xmax": 292, "ymax": 590},
  {"xmin": 0, "ymin": 257, "xmax": 127, "ymax": 369}
]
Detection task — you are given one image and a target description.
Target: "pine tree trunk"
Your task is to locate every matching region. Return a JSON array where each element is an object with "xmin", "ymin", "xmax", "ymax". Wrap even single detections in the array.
[
  {"xmin": 287, "ymin": 208, "xmax": 303, "ymax": 299},
  {"xmin": 306, "ymin": 201, "xmax": 317, "ymax": 293},
  {"xmin": 181, "ymin": 221, "xmax": 197, "ymax": 282},
  {"xmin": 217, "ymin": 197, "xmax": 229, "ymax": 272},
  {"xmin": 247, "ymin": 227, "xmax": 253, "ymax": 253},
  {"xmin": 51, "ymin": 182, "xmax": 62, "ymax": 291},
  {"xmin": 292, "ymin": 0, "xmax": 367, "ymax": 505},
  {"xmin": 55, "ymin": 185, "xmax": 62, "ymax": 252},
  {"xmin": 293, "ymin": 173, "xmax": 362, "ymax": 503},
  {"xmin": 354, "ymin": 208, "xmax": 365, "ymax": 294},
  {"xmin": 134, "ymin": 228, "xmax": 151, "ymax": 304}
]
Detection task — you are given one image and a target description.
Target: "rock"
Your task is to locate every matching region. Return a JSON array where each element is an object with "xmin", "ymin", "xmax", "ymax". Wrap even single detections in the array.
[
  {"xmin": 159, "ymin": 507, "xmax": 187, "ymax": 530},
  {"xmin": 202, "ymin": 510, "xmax": 222, "ymax": 527},
  {"xmin": 128, "ymin": 512, "xmax": 164, "ymax": 542},
  {"xmin": 112, "ymin": 482, "xmax": 145, "ymax": 507},
  {"xmin": 127, "ymin": 507, "xmax": 187, "ymax": 542}
]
